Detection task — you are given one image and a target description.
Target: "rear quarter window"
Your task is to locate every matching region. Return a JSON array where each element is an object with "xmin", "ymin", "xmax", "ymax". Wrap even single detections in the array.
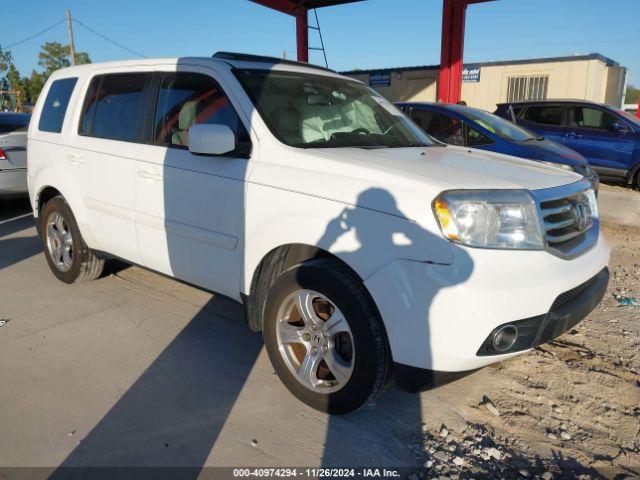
[{"xmin": 38, "ymin": 78, "xmax": 78, "ymax": 133}]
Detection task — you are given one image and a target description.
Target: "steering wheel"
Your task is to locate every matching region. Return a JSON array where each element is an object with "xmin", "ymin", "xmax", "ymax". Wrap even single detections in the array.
[{"xmin": 351, "ymin": 128, "xmax": 370, "ymax": 135}]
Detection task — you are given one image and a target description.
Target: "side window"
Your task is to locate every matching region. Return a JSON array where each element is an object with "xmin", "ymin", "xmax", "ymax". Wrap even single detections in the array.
[
  {"xmin": 466, "ymin": 125, "xmax": 493, "ymax": 147},
  {"xmin": 153, "ymin": 72, "xmax": 249, "ymax": 150},
  {"xmin": 521, "ymin": 105, "xmax": 563, "ymax": 126},
  {"xmin": 409, "ymin": 109, "xmax": 435, "ymax": 131},
  {"xmin": 423, "ymin": 112, "xmax": 465, "ymax": 146},
  {"xmin": 79, "ymin": 73, "xmax": 148, "ymax": 142},
  {"xmin": 568, "ymin": 107, "xmax": 620, "ymax": 131},
  {"xmin": 38, "ymin": 78, "xmax": 78, "ymax": 133}
]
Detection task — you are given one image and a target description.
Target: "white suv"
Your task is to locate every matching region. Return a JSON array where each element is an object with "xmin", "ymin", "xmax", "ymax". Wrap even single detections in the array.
[{"xmin": 28, "ymin": 53, "xmax": 610, "ymax": 413}]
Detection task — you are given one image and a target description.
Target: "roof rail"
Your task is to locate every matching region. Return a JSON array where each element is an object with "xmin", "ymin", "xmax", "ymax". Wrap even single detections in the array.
[{"xmin": 212, "ymin": 51, "xmax": 336, "ymax": 73}]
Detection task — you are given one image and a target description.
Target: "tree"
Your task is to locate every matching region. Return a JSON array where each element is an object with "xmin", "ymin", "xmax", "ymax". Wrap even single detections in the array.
[
  {"xmin": 0, "ymin": 47, "xmax": 11, "ymax": 75},
  {"xmin": 37, "ymin": 41, "xmax": 91, "ymax": 76},
  {"xmin": 38, "ymin": 42, "xmax": 71, "ymax": 76},
  {"xmin": 626, "ymin": 85, "xmax": 640, "ymax": 105}
]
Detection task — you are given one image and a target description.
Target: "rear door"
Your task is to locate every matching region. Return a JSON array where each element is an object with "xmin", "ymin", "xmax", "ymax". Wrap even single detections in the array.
[
  {"xmin": 563, "ymin": 105, "xmax": 634, "ymax": 172},
  {"xmin": 69, "ymin": 71, "xmax": 152, "ymax": 263},
  {"xmin": 517, "ymin": 104, "xmax": 566, "ymax": 144}
]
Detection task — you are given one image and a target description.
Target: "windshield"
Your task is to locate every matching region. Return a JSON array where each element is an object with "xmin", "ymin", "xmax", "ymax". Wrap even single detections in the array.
[
  {"xmin": 234, "ymin": 69, "xmax": 434, "ymax": 148},
  {"xmin": 458, "ymin": 107, "xmax": 539, "ymax": 142},
  {"xmin": 616, "ymin": 108, "xmax": 640, "ymax": 128}
]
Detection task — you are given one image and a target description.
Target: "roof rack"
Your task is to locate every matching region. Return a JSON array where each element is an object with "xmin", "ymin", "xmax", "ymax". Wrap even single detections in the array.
[{"xmin": 212, "ymin": 51, "xmax": 336, "ymax": 73}]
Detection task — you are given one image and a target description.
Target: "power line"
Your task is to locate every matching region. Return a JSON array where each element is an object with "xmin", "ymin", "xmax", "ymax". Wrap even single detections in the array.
[
  {"xmin": 2, "ymin": 19, "xmax": 66, "ymax": 50},
  {"xmin": 72, "ymin": 18, "xmax": 146, "ymax": 59}
]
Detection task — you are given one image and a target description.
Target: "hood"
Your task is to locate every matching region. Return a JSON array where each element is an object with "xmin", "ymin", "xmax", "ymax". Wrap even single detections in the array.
[
  {"xmin": 313, "ymin": 145, "xmax": 582, "ymax": 192},
  {"xmin": 511, "ymin": 139, "xmax": 587, "ymax": 166}
]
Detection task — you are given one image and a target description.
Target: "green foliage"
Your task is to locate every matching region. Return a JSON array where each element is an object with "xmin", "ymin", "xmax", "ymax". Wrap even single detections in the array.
[
  {"xmin": 626, "ymin": 85, "xmax": 640, "ymax": 105},
  {"xmin": 0, "ymin": 47, "xmax": 12, "ymax": 74},
  {"xmin": 1, "ymin": 42, "xmax": 92, "ymax": 107}
]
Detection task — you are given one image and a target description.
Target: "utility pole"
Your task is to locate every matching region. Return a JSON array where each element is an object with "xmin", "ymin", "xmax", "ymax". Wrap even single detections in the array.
[{"xmin": 66, "ymin": 9, "xmax": 77, "ymax": 65}]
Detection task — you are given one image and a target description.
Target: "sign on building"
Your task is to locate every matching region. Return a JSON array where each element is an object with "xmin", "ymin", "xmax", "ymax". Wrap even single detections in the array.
[
  {"xmin": 462, "ymin": 65, "xmax": 481, "ymax": 83},
  {"xmin": 369, "ymin": 72, "xmax": 391, "ymax": 88}
]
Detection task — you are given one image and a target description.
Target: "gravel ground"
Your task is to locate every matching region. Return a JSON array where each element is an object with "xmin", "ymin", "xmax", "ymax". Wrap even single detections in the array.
[{"xmin": 408, "ymin": 218, "xmax": 640, "ymax": 480}]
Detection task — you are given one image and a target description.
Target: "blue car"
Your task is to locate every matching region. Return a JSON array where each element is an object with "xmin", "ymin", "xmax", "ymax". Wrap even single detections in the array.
[
  {"xmin": 495, "ymin": 100, "xmax": 640, "ymax": 189},
  {"xmin": 397, "ymin": 102, "xmax": 598, "ymax": 189}
]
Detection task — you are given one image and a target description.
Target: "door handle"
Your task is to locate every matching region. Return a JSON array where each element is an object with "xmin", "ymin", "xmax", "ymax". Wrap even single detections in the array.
[
  {"xmin": 67, "ymin": 154, "xmax": 85, "ymax": 164},
  {"xmin": 137, "ymin": 170, "xmax": 163, "ymax": 182},
  {"xmin": 567, "ymin": 132, "xmax": 583, "ymax": 139}
]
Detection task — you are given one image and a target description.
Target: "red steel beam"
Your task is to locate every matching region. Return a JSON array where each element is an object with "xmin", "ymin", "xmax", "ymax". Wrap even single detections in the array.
[
  {"xmin": 296, "ymin": 9, "xmax": 309, "ymax": 62},
  {"xmin": 438, "ymin": 0, "xmax": 494, "ymax": 104}
]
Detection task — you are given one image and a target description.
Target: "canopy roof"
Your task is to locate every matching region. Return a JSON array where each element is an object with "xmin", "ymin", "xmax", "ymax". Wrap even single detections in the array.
[{"xmin": 250, "ymin": 0, "xmax": 364, "ymax": 14}]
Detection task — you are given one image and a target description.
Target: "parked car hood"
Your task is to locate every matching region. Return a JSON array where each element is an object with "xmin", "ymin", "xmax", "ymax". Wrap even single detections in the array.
[{"xmin": 511, "ymin": 139, "xmax": 587, "ymax": 166}]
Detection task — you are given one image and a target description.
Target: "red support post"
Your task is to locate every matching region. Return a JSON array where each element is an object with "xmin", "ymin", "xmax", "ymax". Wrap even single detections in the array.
[
  {"xmin": 296, "ymin": 8, "xmax": 309, "ymax": 63},
  {"xmin": 438, "ymin": 0, "xmax": 467, "ymax": 104}
]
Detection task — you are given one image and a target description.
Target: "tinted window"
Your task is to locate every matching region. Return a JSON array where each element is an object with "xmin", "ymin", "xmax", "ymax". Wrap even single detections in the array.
[
  {"xmin": 80, "ymin": 73, "xmax": 148, "ymax": 142},
  {"xmin": 38, "ymin": 78, "xmax": 77, "ymax": 133},
  {"xmin": 522, "ymin": 105, "xmax": 563, "ymax": 126},
  {"xmin": 466, "ymin": 125, "xmax": 493, "ymax": 147},
  {"xmin": 154, "ymin": 72, "xmax": 249, "ymax": 150},
  {"xmin": 417, "ymin": 111, "xmax": 465, "ymax": 146},
  {"xmin": 568, "ymin": 107, "xmax": 620, "ymax": 131}
]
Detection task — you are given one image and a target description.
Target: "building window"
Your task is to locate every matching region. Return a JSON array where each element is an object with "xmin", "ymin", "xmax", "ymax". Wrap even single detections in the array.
[{"xmin": 506, "ymin": 75, "xmax": 549, "ymax": 102}]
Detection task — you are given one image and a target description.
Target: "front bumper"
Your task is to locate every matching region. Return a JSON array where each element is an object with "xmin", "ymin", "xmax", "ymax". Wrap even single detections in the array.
[{"xmin": 365, "ymin": 235, "xmax": 610, "ymax": 374}]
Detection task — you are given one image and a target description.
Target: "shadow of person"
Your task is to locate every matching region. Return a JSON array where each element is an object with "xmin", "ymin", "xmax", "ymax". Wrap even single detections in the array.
[{"xmin": 315, "ymin": 187, "xmax": 474, "ymax": 467}]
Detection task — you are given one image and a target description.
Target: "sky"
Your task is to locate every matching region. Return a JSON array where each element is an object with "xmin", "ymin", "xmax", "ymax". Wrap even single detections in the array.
[{"xmin": 2, "ymin": 0, "xmax": 639, "ymax": 87}]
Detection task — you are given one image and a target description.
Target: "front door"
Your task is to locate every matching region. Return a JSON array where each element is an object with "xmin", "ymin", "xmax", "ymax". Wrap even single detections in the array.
[
  {"xmin": 134, "ymin": 69, "xmax": 252, "ymax": 300},
  {"xmin": 563, "ymin": 105, "xmax": 635, "ymax": 172}
]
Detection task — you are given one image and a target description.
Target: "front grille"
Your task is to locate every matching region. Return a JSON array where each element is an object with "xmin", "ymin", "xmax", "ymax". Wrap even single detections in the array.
[{"xmin": 534, "ymin": 182, "xmax": 597, "ymax": 258}]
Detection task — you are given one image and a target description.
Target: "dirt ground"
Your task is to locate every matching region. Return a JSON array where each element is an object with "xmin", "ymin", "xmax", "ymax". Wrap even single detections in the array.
[{"xmin": 409, "ymin": 217, "xmax": 640, "ymax": 479}]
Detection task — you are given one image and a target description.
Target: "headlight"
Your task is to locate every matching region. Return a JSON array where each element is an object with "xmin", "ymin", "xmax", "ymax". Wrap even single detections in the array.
[{"xmin": 433, "ymin": 190, "xmax": 544, "ymax": 249}]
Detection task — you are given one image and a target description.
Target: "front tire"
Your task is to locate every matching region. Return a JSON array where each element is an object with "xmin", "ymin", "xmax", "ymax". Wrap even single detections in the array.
[
  {"xmin": 40, "ymin": 196, "xmax": 104, "ymax": 284},
  {"xmin": 262, "ymin": 259, "xmax": 391, "ymax": 414}
]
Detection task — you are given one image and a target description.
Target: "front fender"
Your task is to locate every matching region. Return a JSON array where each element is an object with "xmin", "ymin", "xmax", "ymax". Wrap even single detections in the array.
[{"xmin": 242, "ymin": 183, "xmax": 453, "ymax": 295}]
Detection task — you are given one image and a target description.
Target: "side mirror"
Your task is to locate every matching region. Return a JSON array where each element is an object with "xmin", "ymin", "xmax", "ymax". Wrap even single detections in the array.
[
  {"xmin": 188, "ymin": 124, "xmax": 236, "ymax": 156},
  {"xmin": 609, "ymin": 121, "xmax": 628, "ymax": 133}
]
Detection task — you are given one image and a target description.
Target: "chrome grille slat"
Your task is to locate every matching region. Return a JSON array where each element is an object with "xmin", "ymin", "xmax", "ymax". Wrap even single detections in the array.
[
  {"xmin": 546, "ymin": 229, "xmax": 584, "ymax": 243},
  {"xmin": 544, "ymin": 218, "xmax": 576, "ymax": 230},
  {"xmin": 543, "ymin": 204, "xmax": 573, "ymax": 216}
]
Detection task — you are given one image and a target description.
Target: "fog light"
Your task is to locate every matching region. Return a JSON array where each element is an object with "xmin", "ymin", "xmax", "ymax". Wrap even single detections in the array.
[{"xmin": 492, "ymin": 324, "xmax": 518, "ymax": 352}]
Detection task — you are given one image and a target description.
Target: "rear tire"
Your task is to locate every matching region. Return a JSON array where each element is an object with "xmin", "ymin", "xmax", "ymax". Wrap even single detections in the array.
[
  {"xmin": 262, "ymin": 258, "xmax": 391, "ymax": 414},
  {"xmin": 40, "ymin": 196, "xmax": 104, "ymax": 284}
]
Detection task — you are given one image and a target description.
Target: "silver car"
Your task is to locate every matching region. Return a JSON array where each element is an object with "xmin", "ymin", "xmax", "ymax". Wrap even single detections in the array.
[{"xmin": 0, "ymin": 113, "xmax": 30, "ymax": 197}]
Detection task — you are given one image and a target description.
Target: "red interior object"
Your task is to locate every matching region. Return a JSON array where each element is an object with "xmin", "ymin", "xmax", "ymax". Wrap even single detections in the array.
[{"xmin": 0, "ymin": 148, "xmax": 7, "ymax": 161}]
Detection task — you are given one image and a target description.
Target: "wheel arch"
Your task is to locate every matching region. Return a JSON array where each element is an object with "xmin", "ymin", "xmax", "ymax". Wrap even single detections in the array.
[{"xmin": 244, "ymin": 243, "xmax": 376, "ymax": 333}]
